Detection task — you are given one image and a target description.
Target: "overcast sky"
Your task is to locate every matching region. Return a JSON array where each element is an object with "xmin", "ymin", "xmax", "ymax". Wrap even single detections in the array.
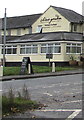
[{"xmin": 0, "ymin": 0, "xmax": 83, "ymax": 18}]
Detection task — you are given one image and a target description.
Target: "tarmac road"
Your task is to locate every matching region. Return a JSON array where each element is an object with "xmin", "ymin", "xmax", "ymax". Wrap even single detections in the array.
[{"xmin": 2, "ymin": 74, "xmax": 83, "ymax": 119}]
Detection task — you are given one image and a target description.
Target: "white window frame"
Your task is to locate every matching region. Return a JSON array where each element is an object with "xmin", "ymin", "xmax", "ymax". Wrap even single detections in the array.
[
  {"xmin": 1, "ymin": 45, "xmax": 17, "ymax": 55},
  {"xmin": 20, "ymin": 44, "xmax": 38, "ymax": 54},
  {"xmin": 40, "ymin": 43, "xmax": 61, "ymax": 54},
  {"xmin": 36, "ymin": 25, "xmax": 42, "ymax": 33},
  {"xmin": 66, "ymin": 43, "xmax": 82, "ymax": 54}
]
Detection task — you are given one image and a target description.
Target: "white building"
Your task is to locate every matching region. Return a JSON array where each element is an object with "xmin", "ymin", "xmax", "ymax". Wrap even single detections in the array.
[{"xmin": 0, "ymin": 6, "xmax": 84, "ymax": 66}]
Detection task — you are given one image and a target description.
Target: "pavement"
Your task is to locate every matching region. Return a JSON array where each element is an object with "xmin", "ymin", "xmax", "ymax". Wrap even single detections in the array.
[{"xmin": 1, "ymin": 68, "xmax": 84, "ymax": 81}]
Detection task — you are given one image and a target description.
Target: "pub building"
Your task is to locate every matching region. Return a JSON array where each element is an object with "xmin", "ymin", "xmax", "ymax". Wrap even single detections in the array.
[{"xmin": 0, "ymin": 5, "xmax": 84, "ymax": 66}]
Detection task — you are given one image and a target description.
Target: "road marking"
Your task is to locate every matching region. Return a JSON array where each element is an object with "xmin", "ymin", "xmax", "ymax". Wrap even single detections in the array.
[
  {"xmin": 73, "ymin": 82, "xmax": 82, "ymax": 85},
  {"xmin": 59, "ymin": 83, "xmax": 70, "ymax": 86},
  {"xmin": 30, "ymin": 81, "xmax": 81, "ymax": 90},
  {"xmin": 36, "ymin": 109, "xmax": 82, "ymax": 119},
  {"xmin": 36, "ymin": 109, "xmax": 81, "ymax": 112},
  {"xmin": 62, "ymin": 100, "xmax": 82, "ymax": 104},
  {"xmin": 43, "ymin": 93, "xmax": 53, "ymax": 97},
  {"xmin": 66, "ymin": 110, "xmax": 81, "ymax": 119},
  {"xmin": 64, "ymin": 91, "xmax": 81, "ymax": 95}
]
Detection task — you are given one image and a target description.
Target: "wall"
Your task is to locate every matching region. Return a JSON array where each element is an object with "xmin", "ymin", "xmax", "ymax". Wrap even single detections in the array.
[
  {"xmin": 32, "ymin": 6, "xmax": 70, "ymax": 33},
  {"xmin": 70, "ymin": 23, "xmax": 83, "ymax": 33},
  {"xmin": 2, "ymin": 41, "xmax": 82, "ymax": 63},
  {"xmin": 1, "ymin": 28, "xmax": 31, "ymax": 36}
]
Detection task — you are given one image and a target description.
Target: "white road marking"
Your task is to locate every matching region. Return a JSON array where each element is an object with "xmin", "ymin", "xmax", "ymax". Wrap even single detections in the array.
[
  {"xmin": 65, "ymin": 91, "xmax": 81, "ymax": 95},
  {"xmin": 59, "ymin": 83, "xmax": 70, "ymax": 86},
  {"xmin": 36, "ymin": 109, "xmax": 82, "ymax": 119},
  {"xmin": 43, "ymin": 93, "xmax": 53, "ymax": 97},
  {"xmin": 54, "ymin": 90, "xmax": 60, "ymax": 93},
  {"xmin": 73, "ymin": 82, "xmax": 82, "ymax": 85},
  {"xmin": 36, "ymin": 109, "xmax": 81, "ymax": 112},
  {"xmin": 0, "ymin": 90, "xmax": 2, "ymax": 92},
  {"xmin": 42, "ymin": 84, "xmax": 55, "ymax": 88},
  {"xmin": 67, "ymin": 110, "xmax": 81, "ymax": 119},
  {"xmin": 30, "ymin": 81, "xmax": 81, "ymax": 90},
  {"xmin": 62, "ymin": 100, "xmax": 82, "ymax": 104}
]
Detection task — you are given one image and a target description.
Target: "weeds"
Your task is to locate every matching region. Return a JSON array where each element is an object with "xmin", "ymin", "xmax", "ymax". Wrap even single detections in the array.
[
  {"xmin": 2, "ymin": 84, "xmax": 40, "ymax": 117},
  {"xmin": 22, "ymin": 84, "xmax": 30, "ymax": 100}
]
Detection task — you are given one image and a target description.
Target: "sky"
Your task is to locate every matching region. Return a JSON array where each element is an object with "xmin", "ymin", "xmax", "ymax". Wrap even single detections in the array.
[{"xmin": 0, "ymin": 0, "xmax": 84, "ymax": 18}]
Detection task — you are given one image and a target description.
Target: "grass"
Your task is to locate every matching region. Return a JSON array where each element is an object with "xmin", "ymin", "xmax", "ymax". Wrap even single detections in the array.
[
  {"xmin": 2, "ymin": 84, "xmax": 41, "ymax": 117},
  {"xmin": 33, "ymin": 65, "xmax": 52, "ymax": 73},
  {"xmin": 55, "ymin": 66, "xmax": 75, "ymax": 71},
  {"xmin": 2, "ymin": 96, "xmax": 39, "ymax": 116},
  {"xmin": 3, "ymin": 67, "xmax": 21, "ymax": 76},
  {"xmin": 3, "ymin": 65, "xmax": 76, "ymax": 76}
]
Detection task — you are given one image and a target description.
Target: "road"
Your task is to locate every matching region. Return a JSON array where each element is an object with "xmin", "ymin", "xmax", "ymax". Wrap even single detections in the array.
[{"xmin": 2, "ymin": 74, "xmax": 83, "ymax": 119}]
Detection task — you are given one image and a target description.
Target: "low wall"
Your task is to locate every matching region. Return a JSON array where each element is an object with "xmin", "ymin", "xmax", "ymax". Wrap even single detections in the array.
[{"xmin": 5, "ymin": 61, "xmax": 69, "ymax": 67}]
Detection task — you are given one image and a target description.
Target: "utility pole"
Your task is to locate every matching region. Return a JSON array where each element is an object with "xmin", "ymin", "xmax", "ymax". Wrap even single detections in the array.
[{"xmin": 3, "ymin": 8, "xmax": 6, "ymax": 67}]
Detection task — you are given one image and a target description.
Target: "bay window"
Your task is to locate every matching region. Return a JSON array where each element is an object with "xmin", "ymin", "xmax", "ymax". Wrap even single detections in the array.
[
  {"xmin": 41, "ymin": 43, "xmax": 61, "ymax": 54},
  {"xmin": 1, "ymin": 45, "xmax": 17, "ymax": 54},
  {"xmin": 66, "ymin": 43, "xmax": 82, "ymax": 54},
  {"xmin": 20, "ymin": 44, "xmax": 38, "ymax": 54}
]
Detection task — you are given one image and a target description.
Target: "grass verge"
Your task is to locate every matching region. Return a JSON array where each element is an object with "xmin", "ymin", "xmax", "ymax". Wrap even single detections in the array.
[
  {"xmin": 3, "ymin": 65, "xmax": 76, "ymax": 76},
  {"xmin": 2, "ymin": 84, "xmax": 41, "ymax": 117},
  {"xmin": 2, "ymin": 96, "xmax": 39, "ymax": 117}
]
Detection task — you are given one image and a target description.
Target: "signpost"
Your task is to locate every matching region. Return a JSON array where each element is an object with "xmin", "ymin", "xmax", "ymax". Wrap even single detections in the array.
[
  {"xmin": 3, "ymin": 8, "xmax": 7, "ymax": 67},
  {"xmin": 46, "ymin": 53, "xmax": 53, "ymax": 67},
  {"xmin": 20, "ymin": 57, "xmax": 33, "ymax": 75}
]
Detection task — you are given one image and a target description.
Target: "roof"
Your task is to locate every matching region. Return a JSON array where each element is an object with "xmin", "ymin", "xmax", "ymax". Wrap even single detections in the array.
[
  {"xmin": 51, "ymin": 6, "xmax": 83, "ymax": 23},
  {"xmin": 1, "ymin": 13, "xmax": 42, "ymax": 29},
  {"xmin": 6, "ymin": 32, "xmax": 83, "ymax": 44},
  {"xmin": 1, "ymin": 6, "xmax": 83, "ymax": 30},
  {"xmin": 1, "ymin": 36, "xmax": 21, "ymax": 44}
]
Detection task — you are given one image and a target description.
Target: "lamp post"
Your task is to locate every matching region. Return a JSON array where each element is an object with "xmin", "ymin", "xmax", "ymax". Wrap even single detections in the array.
[{"xmin": 3, "ymin": 8, "xmax": 6, "ymax": 67}]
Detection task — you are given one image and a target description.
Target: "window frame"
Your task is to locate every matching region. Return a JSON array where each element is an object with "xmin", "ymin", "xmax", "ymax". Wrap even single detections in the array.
[
  {"xmin": 66, "ymin": 43, "xmax": 82, "ymax": 54},
  {"xmin": 40, "ymin": 43, "xmax": 61, "ymax": 54},
  {"xmin": 73, "ymin": 24, "xmax": 77, "ymax": 32},
  {"xmin": 1, "ymin": 45, "xmax": 17, "ymax": 55},
  {"xmin": 20, "ymin": 44, "xmax": 38, "ymax": 54}
]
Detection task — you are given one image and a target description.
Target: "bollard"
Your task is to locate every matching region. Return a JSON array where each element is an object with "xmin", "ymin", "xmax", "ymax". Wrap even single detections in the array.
[
  {"xmin": 0, "ymin": 66, "xmax": 3, "ymax": 76},
  {"xmin": 52, "ymin": 62, "xmax": 55, "ymax": 72},
  {"xmin": 28, "ymin": 64, "xmax": 31, "ymax": 74}
]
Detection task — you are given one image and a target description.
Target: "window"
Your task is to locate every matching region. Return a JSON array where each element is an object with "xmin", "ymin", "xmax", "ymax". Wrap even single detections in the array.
[
  {"xmin": 12, "ymin": 45, "xmax": 17, "ymax": 54},
  {"xmin": 29, "ymin": 28, "xmax": 32, "ymax": 34},
  {"xmin": 8, "ymin": 30, "xmax": 11, "ymax": 35},
  {"xmin": 26, "ymin": 45, "xmax": 31, "ymax": 54},
  {"xmin": 36, "ymin": 25, "xmax": 42, "ymax": 33},
  {"xmin": 77, "ymin": 44, "xmax": 81, "ymax": 53},
  {"xmin": 41, "ymin": 44, "xmax": 47, "ymax": 53},
  {"xmin": 1, "ymin": 45, "xmax": 17, "ymax": 54},
  {"xmin": 73, "ymin": 24, "xmax": 77, "ymax": 32},
  {"xmin": 66, "ymin": 43, "xmax": 82, "ymax": 54},
  {"xmin": 47, "ymin": 44, "xmax": 53, "ymax": 53},
  {"xmin": 20, "ymin": 44, "xmax": 38, "ymax": 54},
  {"xmin": 17, "ymin": 29, "xmax": 21, "ymax": 36},
  {"xmin": 41, "ymin": 43, "xmax": 61, "ymax": 54},
  {"xmin": 20, "ymin": 45, "xmax": 25, "ymax": 54},
  {"xmin": 54, "ymin": 43, "xmax": 61, "ymax": 53},
  {"xmin": 32, "ymin": 45, "xmax": 38, "ymax": 53}
]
